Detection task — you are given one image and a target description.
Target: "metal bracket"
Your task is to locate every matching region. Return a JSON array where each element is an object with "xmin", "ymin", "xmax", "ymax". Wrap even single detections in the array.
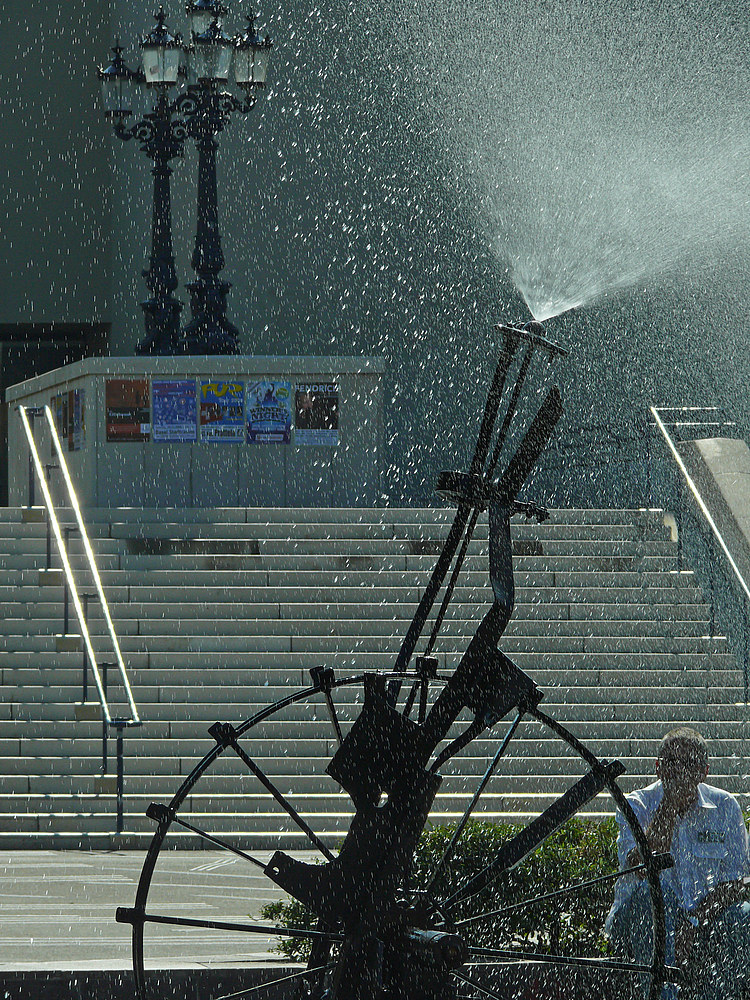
[
  {"xmin": 208, "ymin": 721, "xmax": 238, "ymax": 747},
  {"xmin": 310, "ymin": 665, "xmax": 336, "ymax": 692},
  {"xmin": 146, "ymin": 802, "xmax": 175, "ymax": 826}
]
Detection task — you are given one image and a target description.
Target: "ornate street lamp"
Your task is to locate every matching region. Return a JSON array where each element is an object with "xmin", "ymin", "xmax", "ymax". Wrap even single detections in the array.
[
  {"xmin": 179, "ymin": 5, "xmax": 273, "ymax": 355},
  {"xmin": 98, "ymin": 5, "xmax": 273, "ymax": 356}
]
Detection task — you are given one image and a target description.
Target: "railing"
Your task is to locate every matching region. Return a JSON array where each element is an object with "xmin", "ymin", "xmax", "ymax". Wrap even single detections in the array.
[
  {"xmin": 650, "ymin": 406, "xmax": 750, "ymax": 703},
  {"xmin": 18, "ymin": 404, "xmax": 141, "ymax": 834}
]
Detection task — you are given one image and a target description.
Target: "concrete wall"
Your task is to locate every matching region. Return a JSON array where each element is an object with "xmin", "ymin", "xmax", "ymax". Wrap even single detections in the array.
[{"xmin": 7, "ymin": 357, "xmax": 383, "ymax": 508}]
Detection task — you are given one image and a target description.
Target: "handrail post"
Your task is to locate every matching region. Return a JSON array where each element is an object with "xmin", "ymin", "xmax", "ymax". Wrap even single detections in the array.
[
  {"xmin": 744, "ymin": 597, "xmax": 749, "ymax": 705},
  {"xmin": 82, "ymin": 593, "xmax": 91, "ymax": 702},
  {"xmin": 46, "ymin": 511, "xmax": 52, "ymax": 569},
  {"xmin": 115, "ymin": 722, "xmax": 126, "ymax": 835},
  {"xmin": 63, "ymin": 574, "xmax": 69, "ymax": 635},
  {"xmin": 27, "ymin": 410, "xmax": 36, "ymax": 507},
  {"xmin": 101, "ymin": 662, "xmax": 109, "ymax": 775}
]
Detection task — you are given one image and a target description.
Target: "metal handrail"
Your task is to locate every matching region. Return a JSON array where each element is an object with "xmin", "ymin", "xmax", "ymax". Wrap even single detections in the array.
[
  {"xmin": 651, "ymin": 405, "xmax": 750, "ymax": 701},
  {"xmin": 40, "ymin": 405, "xmax": 140, "ymax": 724},
  {"xmin": 18, "ymin": 403, "xmax": 141, "ymax": 833}
]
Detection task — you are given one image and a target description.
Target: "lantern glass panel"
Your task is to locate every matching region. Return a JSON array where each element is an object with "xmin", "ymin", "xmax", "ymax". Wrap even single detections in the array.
[
  {"xmin": 101, "ymin": 76, "xmax": 131, "ymax": 115},
  {"xmin": 193, "ymin": 41, "xmax": 233, "ymax": 81},
  {"xmin": 142, "ymin": 45, "xmax": 181, "ymax": 85}
]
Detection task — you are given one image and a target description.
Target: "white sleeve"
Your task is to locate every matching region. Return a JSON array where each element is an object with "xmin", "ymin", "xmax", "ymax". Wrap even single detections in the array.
[
  {"xmin": 720, "ymin": 797, "xmax": 749, "ymax": 882},
  {"xmin": 616, "ymin": 794, "xmax": 650, "ymax": 868}
]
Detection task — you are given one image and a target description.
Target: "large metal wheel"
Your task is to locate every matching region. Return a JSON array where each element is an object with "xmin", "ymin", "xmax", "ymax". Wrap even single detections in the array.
[{"xmin": 118, "ymin": 669, "xmax": 672, "ymax": 1000}]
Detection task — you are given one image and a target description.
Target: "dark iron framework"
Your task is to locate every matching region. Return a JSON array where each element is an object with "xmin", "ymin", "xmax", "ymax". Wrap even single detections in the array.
[{"xmin": 118, "ymin": 321, "xmax": 677, "ymax": 999}]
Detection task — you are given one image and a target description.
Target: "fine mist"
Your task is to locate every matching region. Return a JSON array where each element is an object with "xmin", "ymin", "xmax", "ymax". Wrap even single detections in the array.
[{"xmin": 401, "ymin": 0, "xmax": 750, "ymax": 321}]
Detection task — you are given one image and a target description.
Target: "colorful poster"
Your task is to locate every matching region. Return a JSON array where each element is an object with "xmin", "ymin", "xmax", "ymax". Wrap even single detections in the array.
[
  {"xmin": 50, "ymin": 393, "xmax": 68, "ymax": 443},
  {"xmin": 153, "ymin": 379, "xmax": 197, "ymax": 442},
  {"xmin": 246, "ymin": 380, "xmax": 292, "ymax": 444},
  {"xmin": 199, "ymin": 380, "xmax": 244, "ymax": 442},
  {"xmin": 69, "ymin": 389, "xmax": 85, "ymax": 451},
  {"xmin": 105, "ymin": 379, "xmax": 150, "ymax": 442},
  {"xmin": 295, "ymin": 382, "xmax": 339, "ymax": 446}
]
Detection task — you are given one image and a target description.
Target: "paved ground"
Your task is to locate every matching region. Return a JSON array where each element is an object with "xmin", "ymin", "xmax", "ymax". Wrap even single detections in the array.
[{"xmin": 0, "ymin": 851, "xmax": 311, "ymax": 972}]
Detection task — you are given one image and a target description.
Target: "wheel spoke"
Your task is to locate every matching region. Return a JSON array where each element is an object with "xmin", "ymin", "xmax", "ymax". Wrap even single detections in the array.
[
  {"xmin": 116, "ymin": 908, "xmax": 343, "ymax": 941},
  {"xmin": 426, "ymin": 711, "xmax": 523, "ymax": 893},
  {"xmin": 402, "ymin": 679, "xmax": 419, "ymax": 719},
  {"xmin": 452, "ymin": 969, "xmax": 507, "ymax": 1000},
  {"xmin": 467, "ymin": 946, "xmax": 680, "ymax": 980},
  {"xmin": 168, "ymin": 815, "xmax": 267, "ymax": 869},
  {"xmin": 454, "ymin": 853, "xmax": 675, "ymax": 927},
  {"xmin": 214, "ymin": 963, "xmax": 336, "ymax": 999},
  {"xmin": 441, "ymin": 762, "xmax": 623, "ymax": 909},
  {"xmin": 220, "ymin": 730, "xmax": 335, "ymax": 862},
  {"xmin": 322, "ymin": 687, "xmax": 344, "ymax": 745}
]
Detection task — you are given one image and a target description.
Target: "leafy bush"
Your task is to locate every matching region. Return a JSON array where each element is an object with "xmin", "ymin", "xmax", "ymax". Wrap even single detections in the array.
[
  {"xmin": 261, "ymin": 817, "xmax": 619, "ymax": 961},
  {"xmin": 262, "ymin": 811, "xmax": 750, "ymax": 963}
]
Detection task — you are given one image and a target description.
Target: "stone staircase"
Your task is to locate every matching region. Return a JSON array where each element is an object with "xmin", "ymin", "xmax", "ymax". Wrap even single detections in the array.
[{"xmin": 0, "ymin": 506, "xmax": 748, "ymax": 849}]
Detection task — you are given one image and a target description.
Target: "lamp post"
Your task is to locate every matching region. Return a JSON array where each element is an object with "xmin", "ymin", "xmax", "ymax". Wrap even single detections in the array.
[{"xmin": 98, "ymin": 5, "xmax": 273, "ymax": 356}]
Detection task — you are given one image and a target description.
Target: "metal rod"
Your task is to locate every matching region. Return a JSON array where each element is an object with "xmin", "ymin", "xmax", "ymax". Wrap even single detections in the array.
[
  {"xmin": 116, "ymin": 723, "xmax": 125, "ymax": 835},
  {"xmin": 424, "ymin": 507, "xmax": 481, "ymax": 659},
  {"xmin": 170, "ymin": 815, "xmax": 267, "ymax": 869},
  {"xmin": 455, "ymin": 853, "xmax": 674, "ymax": 926},
  {"xmin": 27, "ymin": 410, "xmax": 35, "ymax": 507},
  {"xmin": 442, "ymin": 765, "xmax": 618, "ymax": 909},
  {"xmin": 18, "ymin": 405, "xmax": 114, "ymax": 722},
  {"xmin": 452, "ymin": 970, "xmax": 506, "ymax": 1000},
  {"xmin": 214, "ymin": 964, "xmax": 337, "ymax": 1000},
  {"xmin": 418, "ymin": 671, "xmax": 429, "ymax": 724},
  {"xmin": 322, "ymin": 689, "xmax": 343, "ymax": 746},
  {"xmin": 402, "ymin": 680, "xmax": 419, "ymax": 719},
  {"xmin": 41, "ymin": 405, "xmax": 140, "ymax": 724},
  {"xmin": 426, "ymin": 712, "xmax": 523, "ymax": 893},
  {"xmin": 101, "ymin": 663, "xmax": 109, "ymax": 775},
  {"xmin": 466, "ymin": 948, "xmax": 680, "ymax": 979},
  {"xmin": 46, "ymin": 512, "xmax": 52, "ymax": 569},
  {"xmin": 391, "ymin": 339, "xmax": 521, "ymax": 684},
  {"xmin": 118, "ymin": 909, "xmax": 343, "ymax": 941},
  {"xmin": 229, "ymin": 741, "xmax": 335, "ymax": 862},
  {"xmin": 81, "ymin": 594, "xmax": 89, "ymax": 703},
  {"xmin": 486, "ymin": 343, "xmax": 535, "ymax": 478}
]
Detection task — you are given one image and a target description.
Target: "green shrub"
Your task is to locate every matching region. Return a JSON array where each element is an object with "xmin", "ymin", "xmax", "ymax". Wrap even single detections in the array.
[
  {"xmin": 261, "ymin": 817, "xmax": 619, "ymax": 961},
  {"xmin": 262, "ymin": 811, "xmax": 750, "ymax": 962}
]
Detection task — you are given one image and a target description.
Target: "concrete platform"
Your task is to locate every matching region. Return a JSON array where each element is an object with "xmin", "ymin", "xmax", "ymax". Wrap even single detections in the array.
[{"xmin": 0, "ymin": 850, "xmax": 311, "ymax": 973}]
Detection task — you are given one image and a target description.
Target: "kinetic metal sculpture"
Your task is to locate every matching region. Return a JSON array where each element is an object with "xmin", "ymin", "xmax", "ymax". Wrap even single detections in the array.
[{"xmin": 118, "ymin": 321, "xmax": 675, "ymax": 999}]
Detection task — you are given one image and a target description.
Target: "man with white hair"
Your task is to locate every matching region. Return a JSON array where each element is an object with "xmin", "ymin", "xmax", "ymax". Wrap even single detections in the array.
[{"xmin": 606, "ymin": 726, "xmax": 750, "ymax": 998}]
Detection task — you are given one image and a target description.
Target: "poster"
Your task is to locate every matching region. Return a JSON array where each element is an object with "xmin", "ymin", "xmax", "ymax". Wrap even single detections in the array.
[
  {"xmin": 105, "ymin": 379, "xmax": 150, "ymax": 442},
  {"xmin": 69, "ymin": 389, "xmax": 85, "ymax": 451},
  {"xmin": 199, "ymin": 380, "xmax": 244, "ymax": 442},
  {"xmin": 295, "ymin": 382, "xmax": 339, "ymax": 446},
  {"xmin": 246, "ymin": 380, "xmax": 292, "ymax": 444},
  {"xmin": 152, "ymin": 379, "xmax": 197, "ymax": 442},
  {"xmin": 50, "ymin": 393, "xmax": 68, "ymax": 443}
]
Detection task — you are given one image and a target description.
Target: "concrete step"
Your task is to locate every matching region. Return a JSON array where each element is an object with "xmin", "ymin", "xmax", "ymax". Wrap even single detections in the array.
[
  {"xmin": 12, "ymin": 759, "xmax": 747, "ymax": 797},
  {"xmin": 2, "ymin": 503, "xmax": 746, "ymax": 849},
  {"xmin": 62, "ymin": 506, "xmax": 666, "ymax": 526},
  {"xmin": 104, "ymin": 521, "xmax": 670, "ymax": 542},
  {"xmin": 0, "ymin": 630, "xmax": 729, "ymax": 655}
]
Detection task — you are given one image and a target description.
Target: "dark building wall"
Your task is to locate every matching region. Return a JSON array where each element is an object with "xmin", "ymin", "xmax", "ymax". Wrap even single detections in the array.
[{"xmin": 0, "ymin": 0, "xmax": 112, "ymax": 326}]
